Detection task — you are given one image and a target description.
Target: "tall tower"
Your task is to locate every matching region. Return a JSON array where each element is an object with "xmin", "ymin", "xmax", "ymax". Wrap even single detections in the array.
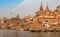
[
  {"xmin": 45, "ymin": 4, "xmax": 50, "ymax": 23},
  {"xmin": 45, "ymin": 4, "xmax": 50, "ymax": 12},
  {"xmin": 16, "ymin": 14, "xmax": 19, "ymax": 19},
  {"xmin": 1, "ymin": 17, "xmax": 6, "ymax": 24},
  {"xmin": 40, "ymin": 1, "xmax": 44, "ymax": 11}
]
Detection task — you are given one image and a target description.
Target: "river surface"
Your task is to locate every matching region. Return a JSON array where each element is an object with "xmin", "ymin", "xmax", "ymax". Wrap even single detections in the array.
[{"xmin": 0, "ymin": 30, "xmax": 60, "ymax": 37}]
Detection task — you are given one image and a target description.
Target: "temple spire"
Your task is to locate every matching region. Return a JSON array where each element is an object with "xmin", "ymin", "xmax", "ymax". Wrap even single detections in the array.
[
  {"xmin": 16, "ymin": 14, "xmax": 19, "ymax": 19},
  {"xmin": 45, "ymin": 4, "xmax": 50, "ymax": 12},
  {"xmin": 40, "ymin": 1, "xmax": 44, "ymax": 11}
]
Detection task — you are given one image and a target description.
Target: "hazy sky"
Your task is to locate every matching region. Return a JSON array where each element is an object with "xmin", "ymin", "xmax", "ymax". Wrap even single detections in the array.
[
  {"xmin": 0, "ymin": 0, "xmax": 60, "ymax": 18},
  {"xmin": 0, "ymin": 0, "xmax": 24, "ymax": 11},
  {"xmin": 0, "ymin": 0, "xmax": 24, "ymax": 17}
]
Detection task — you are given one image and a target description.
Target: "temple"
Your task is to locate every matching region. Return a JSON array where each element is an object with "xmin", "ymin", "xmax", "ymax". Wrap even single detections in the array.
[
  {"xmin": 0, "ymin": 2, "xmax": 60, "ymax": 31},
  {"xmin": 23, "ymin": 2, "xmax": 60, "ymax": 31}
]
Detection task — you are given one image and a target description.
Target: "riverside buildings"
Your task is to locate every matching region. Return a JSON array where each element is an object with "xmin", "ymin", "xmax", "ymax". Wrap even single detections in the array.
[{"xmin": 0, "ymin": 2, "xmax": 60, "ymax": 31}]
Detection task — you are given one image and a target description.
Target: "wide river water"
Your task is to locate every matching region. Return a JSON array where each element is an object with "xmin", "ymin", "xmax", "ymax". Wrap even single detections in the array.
[{"xmin": 0, "ymin": 30, "xmax": 60, "ymax": 37}]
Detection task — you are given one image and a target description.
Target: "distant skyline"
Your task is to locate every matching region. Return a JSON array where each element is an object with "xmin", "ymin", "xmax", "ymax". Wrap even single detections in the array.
[{"xmin": 0, "ymin": 0, "xmax": 60, "ymax": 18}]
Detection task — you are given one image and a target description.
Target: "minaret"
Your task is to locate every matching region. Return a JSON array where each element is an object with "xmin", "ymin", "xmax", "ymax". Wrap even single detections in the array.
[
  {"xmin": 45, "ymin": 4, "xmax": 50, "ymax": 12},
  {"xmin": 40, "ymin": 1, "xmax": 44, "ymax": 11},
  {"xmin": 16, "ymin": 14, "xmax": 19, "ymax": 19}
]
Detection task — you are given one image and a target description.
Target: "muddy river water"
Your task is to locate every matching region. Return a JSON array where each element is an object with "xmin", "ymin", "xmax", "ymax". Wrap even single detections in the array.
[{"xmin": 0, "ymin": 30, "xmax": 60, "ymax": 37}]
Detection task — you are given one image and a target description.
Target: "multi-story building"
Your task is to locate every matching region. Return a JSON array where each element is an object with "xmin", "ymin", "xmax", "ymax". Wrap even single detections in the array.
[
  {"xmin": 0, "ymin": 2, "xmax": 60, "ymax": 31},
  {"xmin": 24, "ymin": 2, "xmax": 60, "ymax": 31},
  {"xmin": 0, "ymin": 14, "xmax": 23, "ymax": 30}
]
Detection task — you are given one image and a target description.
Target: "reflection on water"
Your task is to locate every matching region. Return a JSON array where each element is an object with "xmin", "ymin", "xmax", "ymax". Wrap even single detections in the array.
[
  {"xmin": 18, "ymin": 31, "xmax": 60, "ymax": 37},
  {"xmin": 0, "ymin": 30, "xmax": 60, "ymax": 37}
]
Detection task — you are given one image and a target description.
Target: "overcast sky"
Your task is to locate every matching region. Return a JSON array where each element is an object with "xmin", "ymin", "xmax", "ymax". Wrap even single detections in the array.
[{"xmin": 0, "ymin": 0, "xmax": 60, "ymax": 18}]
